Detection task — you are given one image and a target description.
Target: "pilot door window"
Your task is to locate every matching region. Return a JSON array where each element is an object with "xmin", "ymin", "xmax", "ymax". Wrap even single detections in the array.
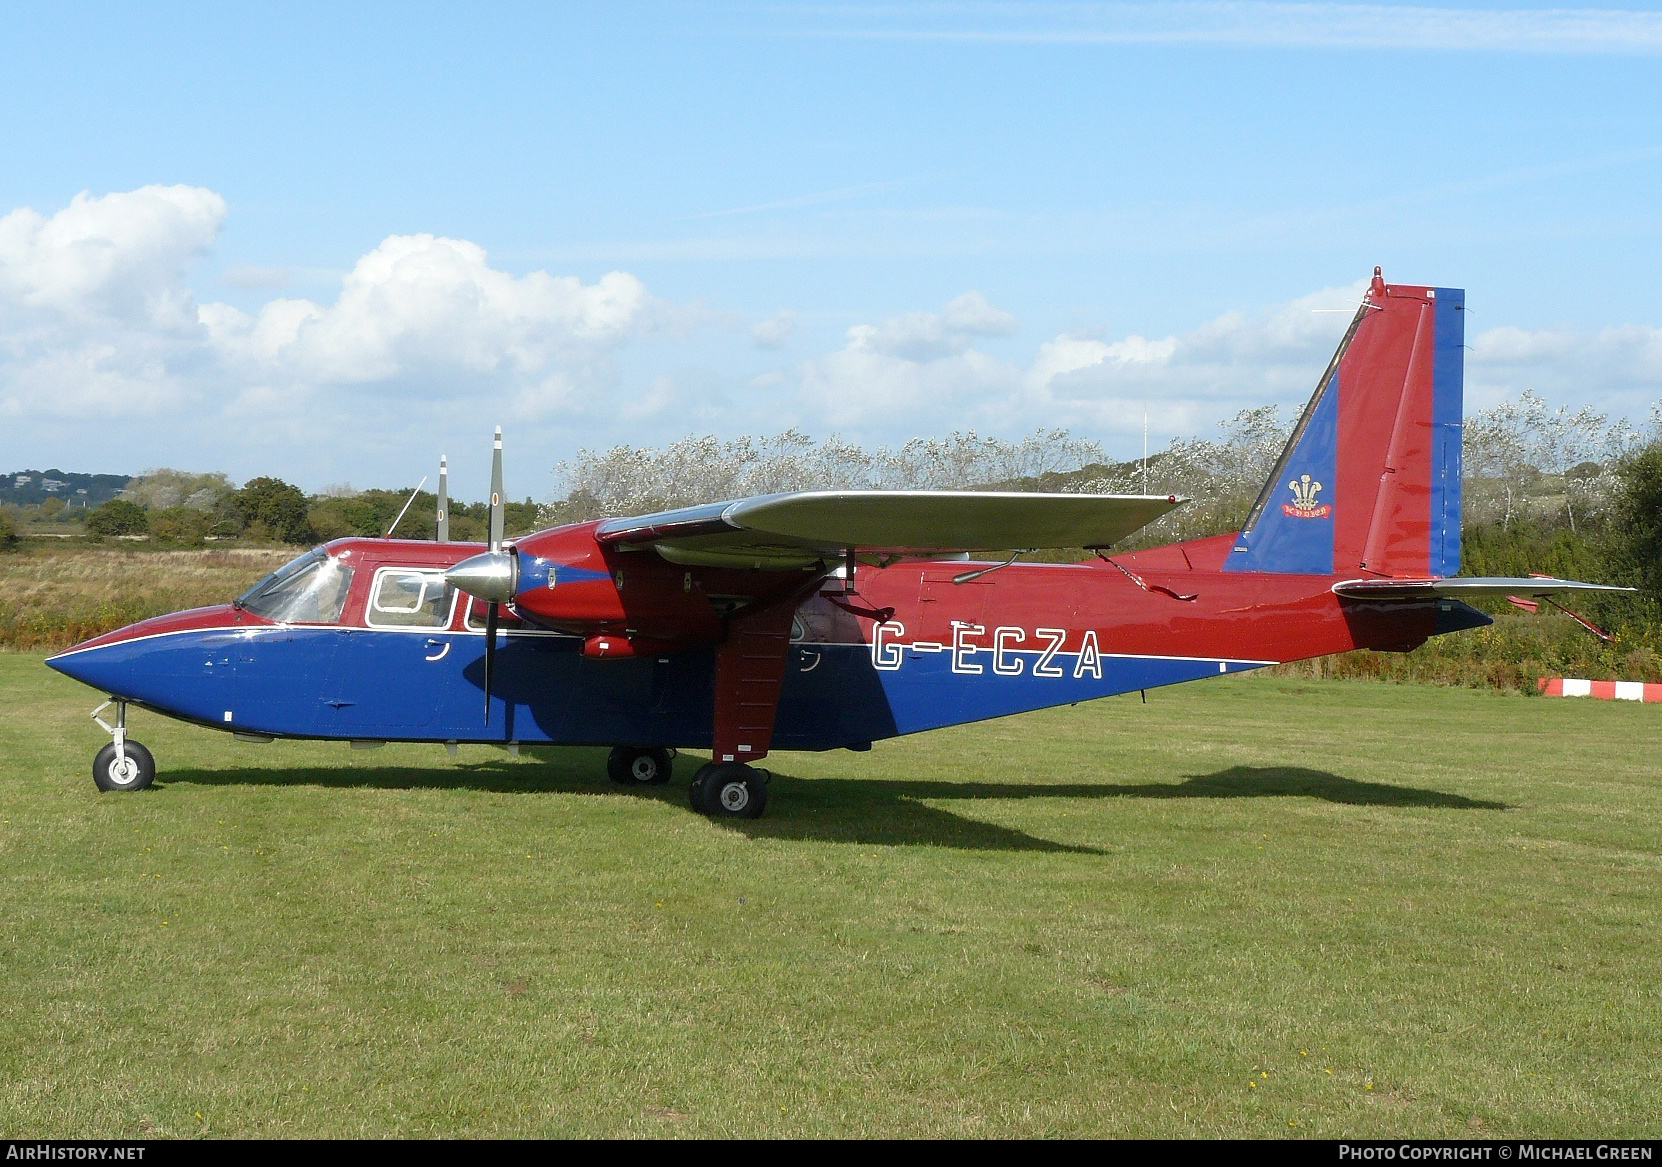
[{"xmin": 367, "ymin": 568, "xmax": 457, "ymax": 629}]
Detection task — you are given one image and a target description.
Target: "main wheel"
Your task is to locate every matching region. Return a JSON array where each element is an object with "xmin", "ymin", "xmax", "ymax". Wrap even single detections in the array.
[
  {"xmin": 687, "ymin": 763, "xmax": 718, "ymax": 814},
  {"xmin": 607, "ymin": 746, "xmax": 673, "ymax": 786},
  {"xmin": 93, "ymin": 740, "xmax": 155, "ymax": 792},
  {"xmin": 688, "ymin": 762, "xmax": 767, "ymax": 819}
]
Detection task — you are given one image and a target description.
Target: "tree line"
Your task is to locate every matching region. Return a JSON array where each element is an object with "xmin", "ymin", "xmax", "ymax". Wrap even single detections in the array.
[{"xmin": 13, "ymin": 470, "xmax": 540, "ymax": 547}]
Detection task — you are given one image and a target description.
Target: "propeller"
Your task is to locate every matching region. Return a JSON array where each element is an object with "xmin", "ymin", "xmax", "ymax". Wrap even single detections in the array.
[
  {"xmin": 484, "ymin": 429, "xmax": 503, "ymax": 724},
  {"xmin": 436, "ymin": 455, "xmax": 449, "ymax": 542},
  {"xmin": 444, "ymin": 427, "xmax": 516, "ymax": 725},
  {"xmin": 483, "ymin": 598, "xmax": 499, "ymax": 725}
]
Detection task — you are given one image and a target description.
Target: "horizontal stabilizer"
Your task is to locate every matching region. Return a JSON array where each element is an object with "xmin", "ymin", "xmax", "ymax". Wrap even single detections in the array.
[
  {"xmin": 597, "ymin": 490, "xmax": 1185, "ymax": 569},
  {"xmin": 1333, "ymin": 577, "xmax": 1635, "ymax": 601}
]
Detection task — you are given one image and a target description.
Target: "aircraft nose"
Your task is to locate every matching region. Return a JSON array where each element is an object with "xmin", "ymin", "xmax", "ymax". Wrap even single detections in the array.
[
  {"xmin": 45, "ymin": 606, "xmax": 245, "ymax": 712},
  {"xmin": 46, "ymin": 641, "xmax": 131, "ymax": 694}
]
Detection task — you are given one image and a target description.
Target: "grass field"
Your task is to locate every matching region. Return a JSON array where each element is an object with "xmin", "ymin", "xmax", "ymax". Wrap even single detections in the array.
[
  {"xmin": 0, "ymin": 548, "xmax": 293, "ymax": 652},
  {"xmin": 2, "ymin": 653, "xmax": 1659, "ymax": 1139}
]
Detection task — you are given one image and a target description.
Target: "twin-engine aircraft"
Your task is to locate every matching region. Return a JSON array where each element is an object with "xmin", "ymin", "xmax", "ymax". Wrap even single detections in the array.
[{"xmin": 47, "ymin": 270, "xmax": 1627, "ymax": 817}]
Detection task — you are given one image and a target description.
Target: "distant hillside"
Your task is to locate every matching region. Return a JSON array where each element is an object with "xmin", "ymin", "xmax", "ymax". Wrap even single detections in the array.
[{"xmin": 1, "ymin": 469, "xmax": 132, "ymax": 507}]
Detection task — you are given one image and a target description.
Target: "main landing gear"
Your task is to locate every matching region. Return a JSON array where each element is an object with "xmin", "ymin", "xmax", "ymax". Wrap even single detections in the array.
[
  {"xmin": 90, "ymin": 700, "xmax": 155, "ymax": 792},
  {"xmin": 687, "ymin": 762, "xmax": 768, "ymax": 819},
  {"xmin": 607, "ymin": 747, "xmax": 769, "ymax": 817},
  {"xmin": 606, "ymin": 746, "xmax": 674, "ymax": 786}
]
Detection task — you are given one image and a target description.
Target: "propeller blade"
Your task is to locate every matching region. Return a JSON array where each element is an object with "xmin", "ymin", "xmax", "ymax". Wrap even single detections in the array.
[
  {"xmin": 483, "ymin": 600, "xmax": 499, "ymax": 725},
  {"xmin": 489, "ymin": 426, "xmax": 504, "ymax": 554},
  {"xmin": 436, "ymin": 455, "xmax": 449, "ymax": 543}
]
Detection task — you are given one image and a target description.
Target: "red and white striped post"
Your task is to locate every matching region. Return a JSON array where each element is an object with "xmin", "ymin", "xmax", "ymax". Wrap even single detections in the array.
[{"xmin": 1538, "ymin": 678, "xmax": 1662, "ymax": 703}]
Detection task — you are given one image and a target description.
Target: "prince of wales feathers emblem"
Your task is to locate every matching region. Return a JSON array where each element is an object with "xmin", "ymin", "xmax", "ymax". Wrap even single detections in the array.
[{"xmin": 1281, "ymin": 474, "xmax": 1331, "ymax": 519}]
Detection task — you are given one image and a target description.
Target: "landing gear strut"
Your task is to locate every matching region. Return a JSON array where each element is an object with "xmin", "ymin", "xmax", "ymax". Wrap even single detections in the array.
[
  {"xmin": 606, "ymin": 746, "xmax": 674, "ymax": 786},
  {"xmin": 90, "ymin": 700, "xmax": 155, "ymax": 792},
  {"xmin": 688, "ymin": 762, "xmax": 768, "ymax": 819}
]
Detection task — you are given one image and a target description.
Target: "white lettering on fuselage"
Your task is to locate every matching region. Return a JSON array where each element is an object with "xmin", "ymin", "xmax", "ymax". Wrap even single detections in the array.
[
  {"xmin": 870, "ymin": 621, "xmax": 1105, "ymax": 680},
  {"xmin": 1074, "ymin": 629, "xmax": 1102, "ymax": 679},
  {"xmin": 992, "ymin": 627, "xmax": 1024, "ymax": 675},
  {"xmin": 1033, "ymin": 628, "xmax": 1066, "ymax": 677},
  {"xmin": 951, "ymin": 622, "xmax": 984, "ymax": 674},
  {"xmin": 873, "ymin": 620, "xmax": 906, "ymax": 670}
]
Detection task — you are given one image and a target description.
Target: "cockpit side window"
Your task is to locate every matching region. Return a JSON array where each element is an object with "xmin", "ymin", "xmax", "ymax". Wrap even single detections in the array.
[
  {"xmin": 237, "ymin": 552, "xmax": 354, "ymax": 624},
  {"xmin": 368, "ymin": 568, "xmax": 456, "ymax": 629}
]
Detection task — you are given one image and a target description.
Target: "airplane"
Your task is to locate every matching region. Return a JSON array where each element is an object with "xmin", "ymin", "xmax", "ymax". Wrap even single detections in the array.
[{"xmin": 45, "ymin": 269, "xmax": 1630, "ymax": 818}]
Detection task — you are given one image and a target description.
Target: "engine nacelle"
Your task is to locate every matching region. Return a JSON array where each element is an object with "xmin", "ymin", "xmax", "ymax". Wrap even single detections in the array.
[
  {"xmin": 510, "ymin": 522, "xmax": 630, "ymax": 627},
  {"xmin": 506, "ymin": 522, "xmax": 726, "ymax": 644},
  {"xmin": 483, "ymin": 520, "xmax": 821, "ymax": 646}
]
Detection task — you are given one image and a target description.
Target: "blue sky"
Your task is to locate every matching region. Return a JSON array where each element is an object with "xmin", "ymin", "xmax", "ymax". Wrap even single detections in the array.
[{"xmin": 2, "ymin": 1, "xmax": 1659, "ymax": 498}]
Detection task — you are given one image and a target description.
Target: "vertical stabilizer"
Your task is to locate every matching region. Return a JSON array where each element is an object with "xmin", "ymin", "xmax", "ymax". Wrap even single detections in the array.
[{"xmin": 1223, "ymin": 268, "xmax": 1464, "ymax": 577}]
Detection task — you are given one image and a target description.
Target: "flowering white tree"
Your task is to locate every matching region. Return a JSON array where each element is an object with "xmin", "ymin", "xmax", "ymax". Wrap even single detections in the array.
[
  {"xmin": 1071, "ymin": 405, "xmax": 1291, "ymax": 543},
  {"xmin": 544, "ymin": 428, "xmax": 1106, "ymax": 524},
  {"xmin": 541, "ymin": 391, "xmax": 1655, "ymax": 541},
  {"xmin": 1464, "ymin": 390, "xmax": 1639, "ymax": 530}
]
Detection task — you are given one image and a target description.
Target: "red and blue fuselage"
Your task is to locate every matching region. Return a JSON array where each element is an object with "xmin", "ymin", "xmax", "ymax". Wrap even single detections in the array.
[{"xmin": 45, "ymin": 537, "xmax": 1486, "ymax": 753}]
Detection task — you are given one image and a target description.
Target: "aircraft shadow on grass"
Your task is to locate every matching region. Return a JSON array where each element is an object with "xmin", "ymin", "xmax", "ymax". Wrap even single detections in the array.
[{"xmin": 160, "ymin": 756, "xmax": 1508, "ymax": 856}]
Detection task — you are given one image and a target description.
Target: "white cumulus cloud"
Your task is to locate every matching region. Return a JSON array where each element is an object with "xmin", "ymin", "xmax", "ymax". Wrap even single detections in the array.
[
  {"xmin": 0, "ymin": 185, "xmax": 225, "ymax": 331},
  {"xmin": 792, "ymin": 293, "xmax": 1026, "ymax": 427},
  {"xmin": 201, "ymin": 232, "xmax": 649, "ymax": 386},
  {"xmin": 779, "ymin": 278, "xmax": 1660, "ymax": 456},
  {"xmin": 785, "ymin": 283, "xmax": 1366, "ymax": 441},
  {"xmin": 3, "ymin": 188, "xmax": 1656, "ymax": 489},
  {"xmin": 851, "ymin": 291, "xmax": 1018, "ymax": 361},
  {"xmin": 1468, "ymin": 323, "xmax": 1662, "ymax": 419},
  {"xmin": 751, "ymin": 310, "xmax": 798, "ymax": 349},
  {"xmin": 0, "ymin": 188, "xmax": 660, "ymax": 465}
]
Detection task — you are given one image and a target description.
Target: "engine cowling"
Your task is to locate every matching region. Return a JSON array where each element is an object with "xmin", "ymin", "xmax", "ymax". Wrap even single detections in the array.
[{"xmin": 449, "ymin": 520, "xmax": 821, "ymax": 650}]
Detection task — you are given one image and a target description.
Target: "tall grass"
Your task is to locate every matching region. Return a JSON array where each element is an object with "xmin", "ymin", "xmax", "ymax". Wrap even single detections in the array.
[
  {"xmin": 0, "ymin": 548, "xmax": 292, "ymax": 652},
  {"xmin": 1273, "ymin": 610, "xmax": 1662, "ymax": 691}
]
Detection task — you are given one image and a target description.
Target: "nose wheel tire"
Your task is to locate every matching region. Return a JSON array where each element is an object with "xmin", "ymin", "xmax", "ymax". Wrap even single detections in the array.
[
  {"xmin": 93, "ymin": 740, "xmax": 156, "ymax": 792},
  {"xmin": 607, "ymin": 746, "xmax": 674, "ymax": 786},
  {"xmin": 688, "ymin": 762, "xmax": 768, "ymax": 819}
]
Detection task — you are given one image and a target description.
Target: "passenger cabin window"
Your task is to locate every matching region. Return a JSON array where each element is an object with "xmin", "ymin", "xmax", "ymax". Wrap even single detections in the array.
[
  {"xmin": 463, "ymin": 596, "xmax": 525, "ymax": 632},
  {"xmin": 237, "ymin": 551, "xmax": 354, "ymax": 625},
  {"xmin": 369, "ymin": 569, "xmax": 456, "ymax": 629}
]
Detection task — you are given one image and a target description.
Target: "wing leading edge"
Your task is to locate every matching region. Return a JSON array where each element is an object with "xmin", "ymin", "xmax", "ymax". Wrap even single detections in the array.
[{"xmin": 595, "ymin": 490, "xmax": 1186, "ymax": 569}]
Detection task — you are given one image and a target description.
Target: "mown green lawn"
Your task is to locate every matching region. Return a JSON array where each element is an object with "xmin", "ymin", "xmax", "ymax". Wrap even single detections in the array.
[{"xmin": 1, "ymin": 653, "xmax": 1657, "ymax": 1138}]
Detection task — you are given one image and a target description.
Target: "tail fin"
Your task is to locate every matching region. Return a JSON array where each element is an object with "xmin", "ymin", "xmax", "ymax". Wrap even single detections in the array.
[{"xmin": 1223, "ymin": 268, "xmax": 1464, "ymax": 577}]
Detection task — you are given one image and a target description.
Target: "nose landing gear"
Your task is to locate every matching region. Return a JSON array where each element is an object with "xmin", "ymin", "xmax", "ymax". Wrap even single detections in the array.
[{"xmin": 90, "ymin": 700, "xmax": 155, "ymax": 792}]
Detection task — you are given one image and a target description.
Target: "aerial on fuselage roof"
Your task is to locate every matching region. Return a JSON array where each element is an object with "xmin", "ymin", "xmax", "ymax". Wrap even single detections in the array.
[{"xmin": 47, "ymin": 269, "xmax": 1631, "ymax": 819}]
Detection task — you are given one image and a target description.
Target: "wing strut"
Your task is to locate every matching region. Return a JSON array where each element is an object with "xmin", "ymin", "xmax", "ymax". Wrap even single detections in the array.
[{"xmin": 710, "ymin": 597, "xmax": 803, "ymax": 766}]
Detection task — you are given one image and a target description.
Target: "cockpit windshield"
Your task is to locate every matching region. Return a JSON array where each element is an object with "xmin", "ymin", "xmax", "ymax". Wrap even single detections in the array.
[{"xmin": 235, "ymin": 550, "xmax": 354, "ymax": 624}]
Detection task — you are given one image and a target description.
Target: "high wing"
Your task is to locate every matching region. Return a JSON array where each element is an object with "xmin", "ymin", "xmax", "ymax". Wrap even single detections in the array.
[
  {"xmin": 1333, "ymin": 577, "xmax": 1635, "ymax": 600},
  {"xmin": 593, "ymin": 490, "xmax": 1186, "ymax": 569}
]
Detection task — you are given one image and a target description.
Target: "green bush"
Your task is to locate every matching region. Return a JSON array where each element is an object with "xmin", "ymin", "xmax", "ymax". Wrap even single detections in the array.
[
  {"xmin": 146, "ymin": 506, "xmax": 212, "ymax": 546},
  {"xmin": 84, "ymin": 499, "xmax": 148, "ymax": 537},
  {"xmin": 233, "ymin": 478, "xmax": 313, "ymax": 544}
]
